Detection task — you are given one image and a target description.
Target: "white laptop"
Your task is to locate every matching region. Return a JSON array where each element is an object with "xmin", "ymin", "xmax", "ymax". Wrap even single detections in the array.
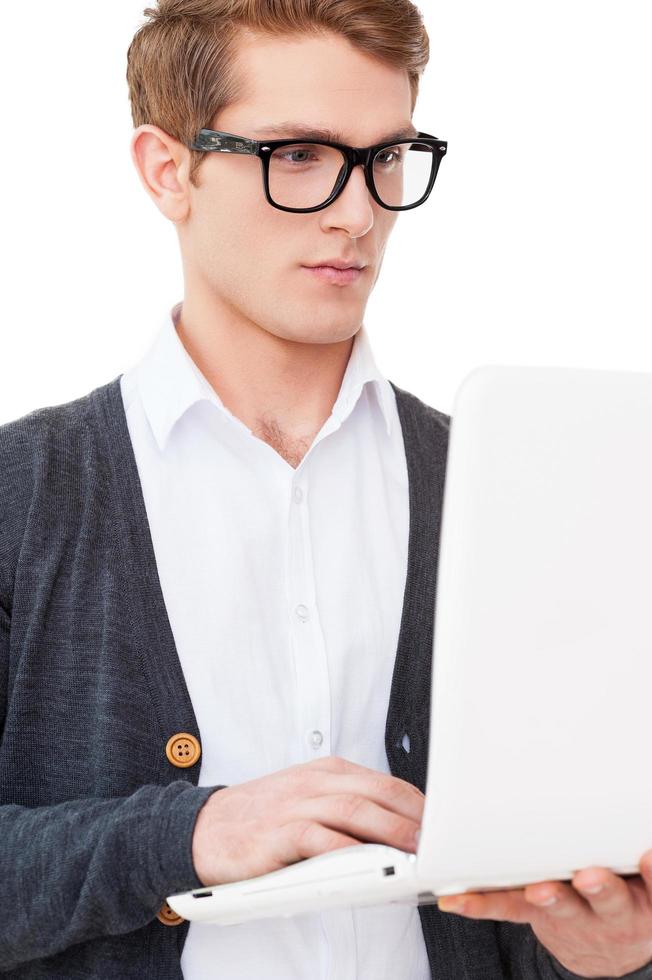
[{"xmin": 167, "ymin": 364, "xmax": 652, "ymax": 926}]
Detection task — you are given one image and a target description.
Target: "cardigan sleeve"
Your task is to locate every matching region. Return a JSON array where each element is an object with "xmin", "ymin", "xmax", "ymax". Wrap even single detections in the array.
[
  {"xmin": 1, "ymin": 597, "xmax": 229, "ymax": 972},
  {"xmin": 497, "ymin": 920, "xmax": 652, "ymax": 979},
  {"xmin": 1, "ymin": 604, "xmax": 223, "ymax": 971},
  {"xmin": 0, "ymin": 598, "xmax": 8, "ymax": 737},
  {"xmin": 0, "ymin": 775, "xmax": 225, "ymax": 971}
]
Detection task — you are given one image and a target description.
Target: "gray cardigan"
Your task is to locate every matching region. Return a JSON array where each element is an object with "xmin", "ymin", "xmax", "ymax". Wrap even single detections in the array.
[{"xmin": 1, "ymin": 374, "xmax": 650, "ymax": 979}]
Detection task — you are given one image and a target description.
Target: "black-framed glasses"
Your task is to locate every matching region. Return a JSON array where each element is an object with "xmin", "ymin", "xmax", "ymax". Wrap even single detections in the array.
[{"xmin": 188, "ymin": 129, "xmax": 447, "ymax": 213}]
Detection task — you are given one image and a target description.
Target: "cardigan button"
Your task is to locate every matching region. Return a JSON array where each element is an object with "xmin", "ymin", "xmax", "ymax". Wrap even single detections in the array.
[
  {"xmin": 156, "ymin": 901, "xmax": 185, "ymax": 926},
  {"xmin": 166, "ymin": 732, "xmax": 201, "ymax": 768}
]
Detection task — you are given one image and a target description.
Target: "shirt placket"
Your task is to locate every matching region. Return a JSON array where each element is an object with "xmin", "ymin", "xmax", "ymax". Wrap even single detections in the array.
[
  {"xmin": 287, "ymin": 475, "xmax": 331, "ymax": 759},
  {"xmin": 286, "ymin": 466, "xmax": 358, "ymax": 980}
]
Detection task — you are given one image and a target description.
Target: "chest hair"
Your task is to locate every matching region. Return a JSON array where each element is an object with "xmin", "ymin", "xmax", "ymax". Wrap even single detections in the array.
[{"xmin": 252, "ymin": 417, "xmax": 314, "ymax": 469}]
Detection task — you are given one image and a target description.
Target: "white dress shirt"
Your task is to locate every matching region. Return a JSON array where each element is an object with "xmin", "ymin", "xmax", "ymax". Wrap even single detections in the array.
[{"xmin": 119, "ymin": 301, "xmax": 430, "ymax": 979}]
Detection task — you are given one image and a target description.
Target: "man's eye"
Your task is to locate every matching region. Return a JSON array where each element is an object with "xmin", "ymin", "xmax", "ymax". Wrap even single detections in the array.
[
  {"xmin": 376, "ymin": 148, "xmax": 403, "ymax": 166},
  {"xmin": 272, "ymin": 144, "xmax": 319, "ymax": 164},
  {"xmin": 286, "ymin": 151, "xmax": 314, "ymax": 163}
]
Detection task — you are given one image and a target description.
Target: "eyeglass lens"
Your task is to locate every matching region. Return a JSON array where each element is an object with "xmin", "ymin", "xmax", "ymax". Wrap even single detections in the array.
[{"xmin": 267, "ymin": 141, "xmax": 436, "ymax": 209}]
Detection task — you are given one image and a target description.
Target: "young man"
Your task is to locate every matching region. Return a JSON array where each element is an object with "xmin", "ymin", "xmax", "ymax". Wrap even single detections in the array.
[{"xmin": 2, "ymin": 1, "xmax": 652, "ymax": 977}]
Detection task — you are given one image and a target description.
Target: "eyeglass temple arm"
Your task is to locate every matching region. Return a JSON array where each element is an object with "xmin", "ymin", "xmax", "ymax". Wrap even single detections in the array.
[{"xmin": 189, "ymin": 130, "xmax": 258, "ymax": 154}]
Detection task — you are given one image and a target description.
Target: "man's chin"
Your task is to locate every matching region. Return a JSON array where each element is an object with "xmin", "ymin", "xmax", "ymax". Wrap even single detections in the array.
[{"xmin": 264, "ymin": 321, "xmax": 362, "ymax": 348}]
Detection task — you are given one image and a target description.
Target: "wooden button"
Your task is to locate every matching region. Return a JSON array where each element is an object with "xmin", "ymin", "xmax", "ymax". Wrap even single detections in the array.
[
  {"xmin": 156, "ymin": 901, "xmax": 185, "ymax": 926},
  {"xmin": 166, "ymin": 732, "xmax": 201, "ymax": 768}
]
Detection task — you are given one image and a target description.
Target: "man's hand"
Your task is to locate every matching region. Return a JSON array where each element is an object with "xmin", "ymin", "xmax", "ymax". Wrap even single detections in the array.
[
  {"xmin": 437, "ymin": 848, "xmax": 652, "ymax": 978},
  {"xmin": 192, "ymin": 755, "xmax": 424, "ymax": 887}
]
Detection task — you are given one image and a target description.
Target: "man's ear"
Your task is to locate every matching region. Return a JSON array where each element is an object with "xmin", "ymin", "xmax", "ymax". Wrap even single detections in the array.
[{"xmin": 129, "ymin": 124, "xmax": 191, "ymax": 223}]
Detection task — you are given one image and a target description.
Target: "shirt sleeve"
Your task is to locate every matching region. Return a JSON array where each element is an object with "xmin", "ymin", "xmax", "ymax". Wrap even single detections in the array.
[{"xmin": 497, "ymin": 921, "xmax": 652, "ymax": 980}]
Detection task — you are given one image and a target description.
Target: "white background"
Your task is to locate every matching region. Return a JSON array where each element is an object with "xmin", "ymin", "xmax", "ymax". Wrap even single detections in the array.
[{"xmin": 1, "ymin": 1, "xmax": 650, "ymax": 424}]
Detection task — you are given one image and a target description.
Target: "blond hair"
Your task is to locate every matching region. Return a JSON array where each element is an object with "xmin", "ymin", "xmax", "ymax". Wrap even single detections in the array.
[{"xmin": 126, "ymin": 0, "xmax": 430, "ymax": 187}]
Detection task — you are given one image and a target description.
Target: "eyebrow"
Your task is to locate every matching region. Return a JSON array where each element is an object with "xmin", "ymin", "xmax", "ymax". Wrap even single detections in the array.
[{"xmin": 251, "ymin": 122, "xmax": 419, "ymax": 144}]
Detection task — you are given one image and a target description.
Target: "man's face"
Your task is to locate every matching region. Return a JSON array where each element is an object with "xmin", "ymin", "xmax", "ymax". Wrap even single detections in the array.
[{"xmin": 178, "ymin": 30, "xmax": 415, "ymax": 345}]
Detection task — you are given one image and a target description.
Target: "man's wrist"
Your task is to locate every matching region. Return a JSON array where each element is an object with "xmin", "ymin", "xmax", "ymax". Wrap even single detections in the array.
[{"xmin": 542, "ymin": 942, "xmax": 652, "ymax": 980}]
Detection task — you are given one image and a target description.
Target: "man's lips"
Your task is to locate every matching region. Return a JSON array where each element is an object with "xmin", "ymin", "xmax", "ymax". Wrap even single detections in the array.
[
  {"xmin": 303, "ymin": 258, "xmax": 366, "ymax": 270},
  {"xmin": 302, "ymin": 265, "xmax": 364, "ymax": 284}
]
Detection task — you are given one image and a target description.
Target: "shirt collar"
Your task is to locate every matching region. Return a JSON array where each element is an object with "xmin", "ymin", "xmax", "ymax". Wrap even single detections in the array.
[{"xmin": 137, "ymin": 301, "xmax": 394, "ymax": 452}]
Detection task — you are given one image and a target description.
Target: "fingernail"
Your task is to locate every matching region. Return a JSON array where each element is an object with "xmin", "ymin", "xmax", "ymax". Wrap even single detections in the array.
[
  {"xmin": 537, "ymin": 894, "xmax": 558, "ymax": 906},
  {"xmin": 581, "ymin": 882, "xmax": 604, "ymax": 895}
]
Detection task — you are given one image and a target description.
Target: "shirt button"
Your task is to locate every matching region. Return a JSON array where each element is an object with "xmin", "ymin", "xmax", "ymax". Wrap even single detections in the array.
[
  {"xmin": 309, "ymin": 730, "xmax": 324, "ymax": 748},
  {"xmin": 295, "ymin": 604, "xmax": 310, "ymax": 621},
  {"xmin": 293, "ymin": 486, "xmax": 303, "ymax": 503},
  {"xmin": 156, "ymin": 901, "xmax": 185, "ymax": 926},
  {"xmin": 165, "ymin": 732, "xmax": 202, "ymax": 768}
]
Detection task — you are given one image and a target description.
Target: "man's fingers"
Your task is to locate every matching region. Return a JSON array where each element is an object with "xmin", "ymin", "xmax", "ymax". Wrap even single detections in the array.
[
  {"xmin": 439, "ymin": 881, "xmax": 590, "ymax": 923},
  {"xmin": 571, "ymin": 868, "xmax": 638, "ymax": 923},
  {"xmin": 440, "ymin": 870, "xmax": 642, "ymax": 926},
  {"xmin": 290, "ymin": 760, "xmax": 425, "ymax": 822},
  {"xmin": 523, "ymin": 880, "xmax": 592, "ymax": 919},
  {"xmin": 293, "ymin": 793, "xmax": 420, "ymax": 853},
  {"xmin": 439, "ymin": 887, "xmax": 534, "ymax": 923}
]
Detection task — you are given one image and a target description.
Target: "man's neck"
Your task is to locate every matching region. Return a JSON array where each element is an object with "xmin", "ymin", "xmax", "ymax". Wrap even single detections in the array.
[{"xmin": 175, "ymin": 296, "xmax": 356, "ymax": 467}]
